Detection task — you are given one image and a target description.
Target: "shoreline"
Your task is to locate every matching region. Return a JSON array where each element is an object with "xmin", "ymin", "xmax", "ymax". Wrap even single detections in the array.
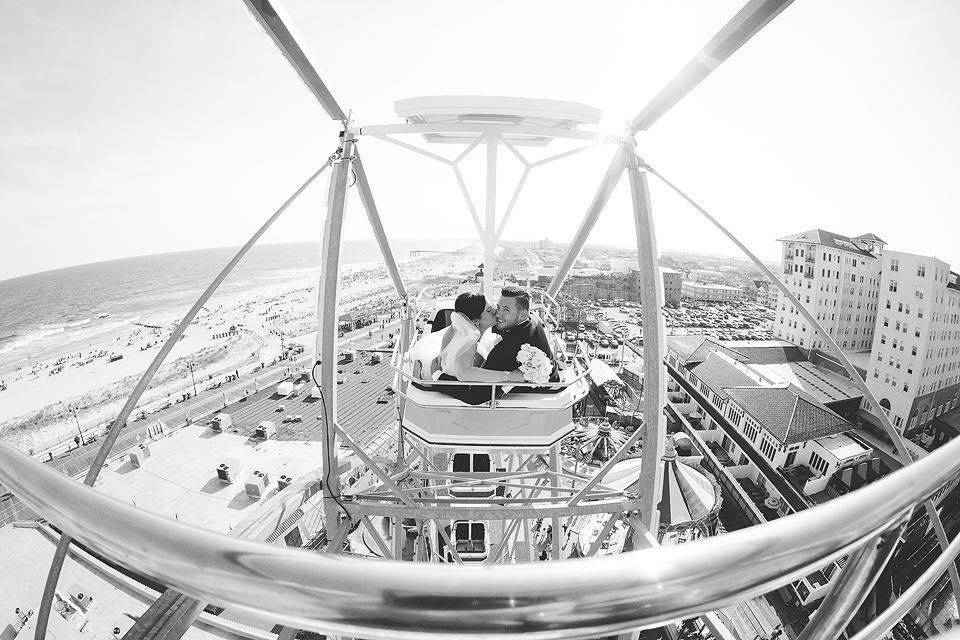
[{"xmin": 0, "ymin": 246, "xmax": 481, "ymax": 452}]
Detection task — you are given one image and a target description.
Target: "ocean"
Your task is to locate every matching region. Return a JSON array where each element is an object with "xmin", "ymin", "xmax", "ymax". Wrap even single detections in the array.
[{"xmin": 0, "ymin": 239, "xmax": 463, "ymax": 358}]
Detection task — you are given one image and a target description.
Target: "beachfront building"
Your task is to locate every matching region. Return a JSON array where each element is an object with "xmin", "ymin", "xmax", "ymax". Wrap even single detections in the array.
[
  {"xmin": 663, "ymin": 335, "xmax": 877, "ymax": 607},
  {"xmin": 861, "ymin": 251, "xmax": 960, "ymax": 436},
  {"xmin": 664, "ymin": 336, "xmax": 872, "ymax": 509},
  {"xmin": 773, "ymin": 229, "xmax": 885, "ymax": 352},
  {"xmin": 681, "ymin": 281, "xmax": 742, "ymax": 302}
]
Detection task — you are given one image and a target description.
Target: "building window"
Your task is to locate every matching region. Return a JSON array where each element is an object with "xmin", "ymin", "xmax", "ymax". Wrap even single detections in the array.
[
  {"xmin": 916, "ymin": 288, "xmax": 924, "ymax": 300},
  {"xmin": 760, "ymin": 438, "xmax": 777, "ymax": 461},
  {"xmin": 808, "ymin": 451, "xmax": 828, "ymax": 476},
  {"xmin": 918, "ymin": 265, "xmax": 926, "ymax": 277},
  {"xmin": 891, "ymin": 259, "xmax": 899, "ymax": 272},
  {"xmin": 890, "ymin": 281, "xmax": 898, "ymax": 293}
]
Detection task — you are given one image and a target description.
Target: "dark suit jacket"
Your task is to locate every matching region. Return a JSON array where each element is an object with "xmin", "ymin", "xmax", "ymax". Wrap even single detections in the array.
[
  {"xmin": 455, "ymin": 316, "xmax": 559, "ymax": 405},
  {"xmin": 483, "ymin": 317, "xmax": 560, "ymax": 382}
]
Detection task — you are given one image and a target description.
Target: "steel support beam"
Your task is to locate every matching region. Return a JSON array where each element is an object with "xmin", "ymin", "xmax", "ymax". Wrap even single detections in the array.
[
  {"xmin": 316, "ymin": 137, "xmax": 354, "ymax": 536},
  {"xmin": 333, "ymin": 422, "xmax": 415, "ymax": 507},
  {"xmin": 484, "ymin": 135, "xmax": 498, "ymax": 298},
  {"xmin": 550, "ymin": 444, "xmax": 562, "ymax": 559},
  {"xmin": 343, "ymin": 498, "xmax": 645, "ymax": 521},
  {"xmin": 241, "ymin": 0, "xmax": 347, "ymax": 122},
  {"xmin": 586, "ymin": 513, "xmax": 620, "ymax": 557},
  {"xmin": 796, "ymin": 523, "xmax": 905, "ymax": 640},
  {"xmin": 546, "ymin": 144, "xmax": 627, "ymax": 298},
  {"xmin": 848, "ymin": 525, "xmax": 960, "ymax": 640},
  {"xmin": 352, "ymin": 150, "xmax": 407, "ymax": 298},
  {"xmin": 627, "ymin": 151, "xmax": 667, "ymax": 531},
  {"xmin": 630, "ymin": 0, "xmax": 795, "ymax": 132}
]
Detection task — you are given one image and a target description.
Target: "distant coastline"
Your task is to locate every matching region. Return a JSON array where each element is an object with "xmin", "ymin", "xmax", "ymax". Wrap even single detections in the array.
[
  {"xmin": 0, "ymin": 238, "xmax": 470, "ymax": 355},
  {"xmin": 0, "ymin": 240, "xmax": 479, "ymax": 451}
]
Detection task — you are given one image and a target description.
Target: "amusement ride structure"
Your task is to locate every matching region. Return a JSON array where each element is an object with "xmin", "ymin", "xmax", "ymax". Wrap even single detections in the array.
[{"xmin": 2, "ymin": 1, "xmax": 960, "ymax": 639}]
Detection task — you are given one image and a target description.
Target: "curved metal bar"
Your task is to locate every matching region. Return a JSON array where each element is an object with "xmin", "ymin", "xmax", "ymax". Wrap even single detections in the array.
[
  {"xmin": 4, "ymin": 435, "xmax": 959, "ymax": 640},
  {"xmin": 796, "ymin": 521, "xmax": 906, "ymax": 640},
  {"xmin": 32, "ymin": 160, "xmax": 334, "ymax": 640},
  {"xmin": 848, "ymin": 524, "xmax": 960, "ymax": 640}
]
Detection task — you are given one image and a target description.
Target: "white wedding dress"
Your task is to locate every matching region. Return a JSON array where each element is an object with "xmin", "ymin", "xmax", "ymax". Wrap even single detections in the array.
[
  {"xmin": 438, "ymin": 312, "xmax": 481, "ymax": 380},
  {"xmin": 410, "ymin": 312, "xmax": 498, "ymax": 381}
]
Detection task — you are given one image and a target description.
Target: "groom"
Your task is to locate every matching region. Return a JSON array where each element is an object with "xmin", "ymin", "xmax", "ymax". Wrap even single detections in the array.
[{"xmin": 459, "ymin": 286, "xmax": 559, "ymax": 405}]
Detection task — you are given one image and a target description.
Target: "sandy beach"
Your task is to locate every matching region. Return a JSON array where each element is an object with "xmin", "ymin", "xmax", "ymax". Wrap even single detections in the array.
[{"xmin": 0, "ymin": 246, "xmax": 481, "ymax": 452}]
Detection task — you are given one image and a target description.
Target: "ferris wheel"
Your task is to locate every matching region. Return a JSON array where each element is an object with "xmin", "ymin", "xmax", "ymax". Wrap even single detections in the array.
[{"xmin": 2, "ymin": 2, "xmax": 960, "ymax": 640}]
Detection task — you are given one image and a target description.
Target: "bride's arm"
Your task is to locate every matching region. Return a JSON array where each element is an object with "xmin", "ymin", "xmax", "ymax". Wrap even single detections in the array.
[{"xmin": 455, "ymin": 366, "xmax": 525, "ymax": 383}]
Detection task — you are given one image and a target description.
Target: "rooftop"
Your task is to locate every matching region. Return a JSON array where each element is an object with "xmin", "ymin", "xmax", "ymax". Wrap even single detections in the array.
[
  {"xmin": 776, "ymin": 229, "xmax": 878, "ymax": 259},
  {"xmin": 814, "ymin": 433, "xmax": 870, "ymax": 460},
  {"xmin": 723, "ymin": 385, "xmax": 850, "ymax": 445},
  {"xmin": 0, "ymin": 509, "xmax": 251, "ymax": 640},
  {"xmin": 682, "ymin": 281, "xmax": 742, "ymax": 291},
  {"xmin": 687, "ymin": 353, "xmax": 759, "ymax": 398},
  {"xmin": 667, "ymin": 335, "xmax": 747, "ymax": 367},
  {"xmin": 747, "ymin": 361, "xmax": 863, "ymax": 405}
]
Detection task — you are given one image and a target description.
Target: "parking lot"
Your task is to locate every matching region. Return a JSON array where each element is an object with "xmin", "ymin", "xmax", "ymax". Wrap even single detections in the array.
[{"xmin": 561, "ymin": 298, "xmax": 774, "ymax": 347}]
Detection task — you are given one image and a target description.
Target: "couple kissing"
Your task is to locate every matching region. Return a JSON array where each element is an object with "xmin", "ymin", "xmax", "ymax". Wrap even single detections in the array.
[{"xmin": 420, "ymin": 286, "xmax": 559, "ymax": 405}]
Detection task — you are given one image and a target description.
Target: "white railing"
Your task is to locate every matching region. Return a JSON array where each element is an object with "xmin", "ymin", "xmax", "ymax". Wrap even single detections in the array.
[{"xmin": 1, "ymin": 433, "xmax": 958, "ymax": 639}]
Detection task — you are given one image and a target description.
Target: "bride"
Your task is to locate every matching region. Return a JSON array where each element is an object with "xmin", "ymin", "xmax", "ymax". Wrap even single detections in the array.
[{"xmin": 415, "ymin": 292, "xmax": 524, "ymax": 384}]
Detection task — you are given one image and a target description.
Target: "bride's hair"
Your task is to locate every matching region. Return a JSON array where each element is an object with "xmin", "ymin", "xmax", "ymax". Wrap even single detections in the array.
[{"xmin": 454, "ymin": 292, "xmax": 486, "ymax": 321}]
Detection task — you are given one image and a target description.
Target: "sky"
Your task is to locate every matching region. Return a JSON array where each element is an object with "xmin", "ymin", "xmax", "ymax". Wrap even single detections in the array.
[{"xmin": 2, "ymin": 0, "xmax": 960, "ymax": 281}]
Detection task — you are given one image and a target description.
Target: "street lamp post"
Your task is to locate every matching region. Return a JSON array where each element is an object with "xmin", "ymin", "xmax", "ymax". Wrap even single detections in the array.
[
  {"xmin": 187, "ymin": 363, "xmax": 198, "ymax": 397},
  {"xmin": 72, "ymin": 410, "xmax": 85, "ymax": 446}
]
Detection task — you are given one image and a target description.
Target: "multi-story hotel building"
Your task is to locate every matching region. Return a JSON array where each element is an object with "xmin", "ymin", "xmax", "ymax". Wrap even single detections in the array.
[
  {"xmin": 773, "ymin": 230, "xmax": 885, "ymax": 352},
  {"xmin": 774, "ymin": 229, "xmax": 960, "ymax": 436},
  {"xmin": 862, "ymin": 251, "xmax": 960, "ymax": 434}
]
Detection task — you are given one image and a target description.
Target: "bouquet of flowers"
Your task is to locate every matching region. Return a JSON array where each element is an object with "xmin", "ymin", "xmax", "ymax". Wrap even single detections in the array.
[{"xmin": 516, "ymin": 344, "xmax": 552, "ymax": 385}]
